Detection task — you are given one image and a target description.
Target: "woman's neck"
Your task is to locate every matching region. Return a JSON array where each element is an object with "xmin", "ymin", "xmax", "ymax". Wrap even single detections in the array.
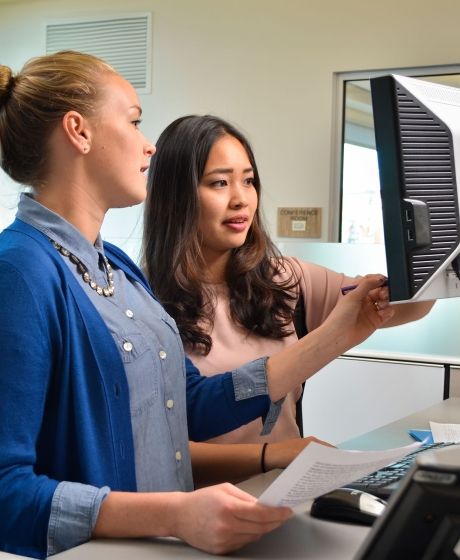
[
  {"xmin": 34, "ymin": 186, "xmax": 105, "ymax": 245},
  {"xmin": 202, "ymin": 250, "xmax": 231, "ymax": 284}
]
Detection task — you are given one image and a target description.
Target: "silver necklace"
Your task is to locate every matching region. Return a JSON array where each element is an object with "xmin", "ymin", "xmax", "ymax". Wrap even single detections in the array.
[{"xmin": 52, "ymin": 241, "xmax": 115, "ymax": 297}]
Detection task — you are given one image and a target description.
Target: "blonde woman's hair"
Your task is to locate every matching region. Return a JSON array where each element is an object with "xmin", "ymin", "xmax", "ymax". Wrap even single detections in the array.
[{"xmin": 0, "ymin": 50, "xmax": 116, "ymax": 186}]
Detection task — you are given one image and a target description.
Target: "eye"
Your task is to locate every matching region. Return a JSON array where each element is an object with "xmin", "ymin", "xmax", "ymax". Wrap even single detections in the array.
[
  {"xmin": 244, "ymin": 177, "xmax": 255, "ymax": 186},
  {"xmin": 132, "ymin": 119, "xmax": 142, "ymax": 128},
  {"xmin": 210, "ymin": 179, "xmax": 227, "ymax": 188}
]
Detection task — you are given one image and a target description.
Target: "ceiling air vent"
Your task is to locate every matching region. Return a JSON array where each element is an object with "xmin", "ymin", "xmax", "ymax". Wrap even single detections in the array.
[{"xmin": 46, "ymin": 14, "xmax": 151, "ymax": 92}]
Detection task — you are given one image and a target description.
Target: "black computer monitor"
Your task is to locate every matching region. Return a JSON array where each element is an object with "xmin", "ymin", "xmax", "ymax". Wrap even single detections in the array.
[
  {"xmin": 370, "ymin": 74, "xmax": 460, "ymax": 302},
  {"xmin": 355, "ymin": 444, "xmax": 460, "ymax": 560}
]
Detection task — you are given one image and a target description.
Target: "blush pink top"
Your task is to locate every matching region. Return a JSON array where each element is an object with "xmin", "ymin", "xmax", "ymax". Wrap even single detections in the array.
[{"xmin": 188, "ymin": 257, "xmax": 353, "ymax": 444}]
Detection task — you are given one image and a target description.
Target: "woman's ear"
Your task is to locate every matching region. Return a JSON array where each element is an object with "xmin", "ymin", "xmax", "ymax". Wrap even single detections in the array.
[{"xmin": 61, "ymin": 111, "xmax": 92, "ymax": 154}]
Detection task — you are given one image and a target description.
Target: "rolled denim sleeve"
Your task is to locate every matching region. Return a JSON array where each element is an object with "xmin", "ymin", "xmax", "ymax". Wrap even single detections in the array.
[
  {"xmin": 232, "ymin": 356, "xmax": 284, "ymax": 436},
  {"xmin": 47, "ymin": 481, "xmax": 110, "ymax": 556}
]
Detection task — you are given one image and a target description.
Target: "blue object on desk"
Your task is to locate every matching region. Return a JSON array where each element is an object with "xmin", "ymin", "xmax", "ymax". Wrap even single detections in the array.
[{"xmin": 408, "ymin": 429, "xmax": 434, "ymax": 444}]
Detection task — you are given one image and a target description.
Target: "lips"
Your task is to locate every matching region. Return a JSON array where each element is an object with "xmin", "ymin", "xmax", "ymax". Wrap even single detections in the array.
[
  {"xmin": 223, "ymin": 215, "xmax": 248, "ymax": 225},
  {"xmin": 222, "ymin": 215, "xmax": 249, "ymax": 233}
]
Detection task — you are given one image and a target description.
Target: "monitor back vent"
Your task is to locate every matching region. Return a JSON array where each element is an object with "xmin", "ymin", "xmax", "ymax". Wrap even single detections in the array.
[
  {"xmin": 46, "ymin": 14, "xmax": 151, "ymax": 91},
  {"xmin": 397, "ymin": 84, "xmax": 460, "ymax": 292}
]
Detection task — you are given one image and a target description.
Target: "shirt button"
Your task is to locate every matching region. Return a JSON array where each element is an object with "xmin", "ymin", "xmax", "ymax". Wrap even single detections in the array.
[
  {"xmin": 159, "ymin": 350, "xmax": 167, "ymax": 360},
  {"xmin": 125, "ymin": 309, "xmax": 134, "ymax": 319},
  {"xmin": 166, "ymin": 399, "xmax": 174, "ymax": 409},
  {"xmin": 123, "ymin": 341, "xmax": 133, "ymax": 352},
  {"xmin": 175, "ymin": 451, "xmax": 182, "ymax": 461}
]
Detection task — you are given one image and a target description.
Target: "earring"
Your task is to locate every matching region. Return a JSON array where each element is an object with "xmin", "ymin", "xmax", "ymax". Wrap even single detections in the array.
[{"xmin": 82, "ymin": 145, "xmax": 89, "ymax": 153}]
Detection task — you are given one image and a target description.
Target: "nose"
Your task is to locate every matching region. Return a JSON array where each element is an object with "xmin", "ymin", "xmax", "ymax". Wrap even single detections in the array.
[
  {"xmin": 229, "ymin": 184, "xmax": 248, "ymax": 209},
  {"xmin": 144, "ymin": 140, "xmax": 156, "ymax": 157}
]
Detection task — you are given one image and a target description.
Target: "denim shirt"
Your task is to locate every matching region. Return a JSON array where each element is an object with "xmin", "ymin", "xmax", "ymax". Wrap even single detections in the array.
[{"xmin": 17, "ymin": 195, "xmax": 280, "ymax": 556}]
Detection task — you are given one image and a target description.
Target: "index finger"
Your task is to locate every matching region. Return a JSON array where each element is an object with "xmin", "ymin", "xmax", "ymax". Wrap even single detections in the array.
[{"xmin": 350, "ymin": 274, "xmax": 387, "ymax": 297}]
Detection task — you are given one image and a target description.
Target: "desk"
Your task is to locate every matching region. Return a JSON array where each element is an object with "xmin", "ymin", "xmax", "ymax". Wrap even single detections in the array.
[
  {"xmin": 53, "ymin": 398, "xmax": 460, "ymax": 560},
  {"xmin": 339, "ymin": 396, "xmax": 460, "ymax": 451}
]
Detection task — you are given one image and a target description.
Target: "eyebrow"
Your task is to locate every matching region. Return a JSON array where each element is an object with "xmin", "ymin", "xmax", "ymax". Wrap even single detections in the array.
[
  {"xmin": 131, "ymin": 105, "xmax": 143, "ymax": 116},
  {"xmin": 204, "ymin": 167, "xmax": 254, "ymax": 176}
]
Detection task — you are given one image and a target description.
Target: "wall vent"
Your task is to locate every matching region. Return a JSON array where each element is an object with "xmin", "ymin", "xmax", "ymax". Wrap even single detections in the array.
[{"xmin": 46, "ymin": 14, "xmax": 151, "ymax": 92}]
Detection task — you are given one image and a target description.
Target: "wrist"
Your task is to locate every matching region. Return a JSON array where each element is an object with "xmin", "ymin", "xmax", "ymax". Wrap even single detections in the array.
[
  {"xmin": 160, "ymin": 492, "xmax": 186, "ymax": 537},
  {"xmin": 93, "ymin": 491, "xmax": 185, "ymax": 539},
  {"xmin": 314, "ymin": 321, "xmax": 348, "ymax": 356},
  {"xmin": 260, "ymin": 442, "xmax": 269, "ymax": 473}
]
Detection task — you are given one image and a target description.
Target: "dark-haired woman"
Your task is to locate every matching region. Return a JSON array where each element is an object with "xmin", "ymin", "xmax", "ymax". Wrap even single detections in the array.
[{"xmin": 143, "ymin": 114, "xmax": 434, "ymax": 445}]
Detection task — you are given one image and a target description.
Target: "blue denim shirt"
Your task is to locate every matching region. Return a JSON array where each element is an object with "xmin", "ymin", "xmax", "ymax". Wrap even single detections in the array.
[{"xmin": 17, "ymin": 195, "xmax": 281, "ymax": 556}]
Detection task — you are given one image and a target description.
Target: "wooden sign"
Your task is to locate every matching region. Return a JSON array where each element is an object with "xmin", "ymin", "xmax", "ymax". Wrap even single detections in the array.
[{"xmin": 277, "ymin": 207, "xmax": 322, "ymax": 238}]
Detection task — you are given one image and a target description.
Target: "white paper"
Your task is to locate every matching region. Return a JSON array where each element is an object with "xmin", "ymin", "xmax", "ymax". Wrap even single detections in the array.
[
  {"xmin": 258, "ymin": 441, "xmax": 421, "ymax": 511},
  {"xmin": 430, "ymin": 421, "xmax": 460, "ymax": 443}
]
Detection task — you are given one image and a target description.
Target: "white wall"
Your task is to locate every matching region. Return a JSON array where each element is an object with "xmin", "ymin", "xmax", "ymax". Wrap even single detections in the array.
[
  {"xmin": 2, "ymin": 0, "xmax": 460, "ymax": 261},
  {"xmin": 302, "ymin": 358, "xmax": 444, "ymax": 445}
]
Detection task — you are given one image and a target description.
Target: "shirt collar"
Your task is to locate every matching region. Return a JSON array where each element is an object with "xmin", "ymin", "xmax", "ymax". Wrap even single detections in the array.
[{"xmin": 16, "ymin": 193, "xmax": 105, "ymax": 269}]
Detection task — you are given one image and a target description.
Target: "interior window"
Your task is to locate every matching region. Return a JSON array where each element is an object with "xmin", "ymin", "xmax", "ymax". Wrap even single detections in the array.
[
  {"xmin": 0, "ymin": 169, "xmax": 21, "ymax": 232},
  {"xmin": 339, "ymin": 68, "xmax": 460, "ymax": 244}
]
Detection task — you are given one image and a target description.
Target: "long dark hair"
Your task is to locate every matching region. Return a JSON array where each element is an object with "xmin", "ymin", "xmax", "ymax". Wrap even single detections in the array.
[{"xmin": 142, "ymin": 115, "xmax": 299, "ymax": 354}]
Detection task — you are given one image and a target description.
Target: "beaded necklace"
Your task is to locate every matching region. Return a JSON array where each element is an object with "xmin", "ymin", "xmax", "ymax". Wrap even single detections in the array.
[{"xmin": 52, "ymin": 240, "xmax": 115, "ymax": 297}]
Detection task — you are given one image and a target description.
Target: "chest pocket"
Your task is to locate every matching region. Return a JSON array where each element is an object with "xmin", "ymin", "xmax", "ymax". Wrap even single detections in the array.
[
  {"xmin": 111, "ymin": 331, "xmax": 150, "ymax": 364},
  {"xmin": 161, "ymin": 315, "xmax": 179, "ymax": 334},
  {"xmin": 160, "ymin": 314, "xmax": 186, "ymax": 379},
  {"xmin": 111, "ymin": 331, "xmax": 160, "ymax": 416}
]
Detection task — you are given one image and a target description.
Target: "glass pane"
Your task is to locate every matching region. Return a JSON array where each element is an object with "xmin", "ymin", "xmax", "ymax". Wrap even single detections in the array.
[
  {"xmin": 0, "ymin": 168, "xmax": 21, "ymax": 232},
  {"xmin": 341, "ymin": 72, "xmax": 460, "ymax": 244},
  {"xmin": 341, "ymin": 143, "xmax": 383, "ymax": 244}
]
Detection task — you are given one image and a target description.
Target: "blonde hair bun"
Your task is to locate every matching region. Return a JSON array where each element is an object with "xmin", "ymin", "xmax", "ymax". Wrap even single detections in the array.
[
  {"xmin": 0, "ymin": 65, "xmax": 15, "ymax": 107},
  {"xmin": 0, "ymin": 51, "xmax": 116, "ymax": 186}
]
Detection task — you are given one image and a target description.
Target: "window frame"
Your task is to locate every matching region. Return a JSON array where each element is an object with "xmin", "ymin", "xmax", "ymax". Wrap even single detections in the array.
[{"xmin": 328, "ymin": 64, "xmax": 460, "ymax": 242}]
